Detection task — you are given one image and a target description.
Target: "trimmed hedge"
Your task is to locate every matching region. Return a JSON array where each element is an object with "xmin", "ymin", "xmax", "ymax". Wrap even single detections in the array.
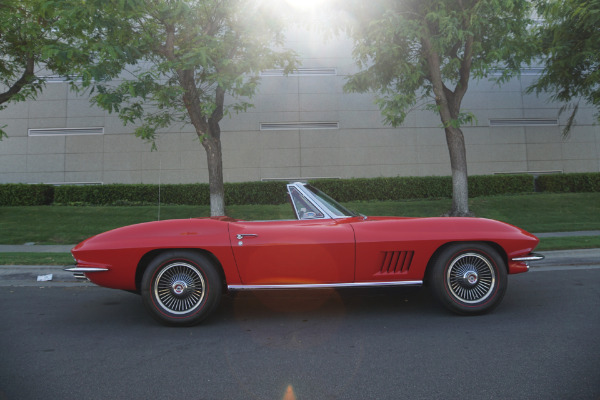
[
  {"xmin": 224, "ymin": 181, "xmax": 289, "ymax": 205},
  {"xmin": 54, "ymin": 184, "xmax": 210, "ymax": 206},
  {"xmin": 469, "ymin": 174, "xmax": 535, "ymax": 197},
  {"xmin": 1, "ymin": 173, "xmax": 597, "ymax": 206},
  {"xmin": 51, "ymin": 175, "xmax": 533, "ymax": 205},
  {"xmin": 52, "ymin": 181, "xmax": 289, "ymax": 206},
  {"xmin": 536, "ymin": 172, "xmax": 600, "ymax": 193},
  {"xmin": 311, "ymin": 174, "xmax": 535, "ymax": 202},
  {"xmin": 0, "ymin": 184, "xmax": 54, "ymax": 206},
  {"xmin": 309, "ymin": 177, "xmax": 452, "ymax": 202}
]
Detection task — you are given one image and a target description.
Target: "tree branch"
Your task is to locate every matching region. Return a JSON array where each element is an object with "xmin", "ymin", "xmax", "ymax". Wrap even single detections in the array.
[
  {"xmin": 158, "ymin": 23, "xmax": 176, "ymax": 60},
  {"xmin": 421, "ymin": 36, "xmax": 454, "ymax": 123},
  {"xmin": 178, "ymin": 68, "xmax": 208, "ymax": 135},
  {"xmin": 453, "ymin": 35, "xmax": 474, "ymax": 109},
  {"xmin": 447, "ymin": 41, "xmax": 462, "ymax": 59},
  {"xmin": 0, "ymin": 55, "xmax": 36, "ymax": 105},
  {"xmin": 211, "ymin": 85, "xmax": 225, "ymax": 124}
]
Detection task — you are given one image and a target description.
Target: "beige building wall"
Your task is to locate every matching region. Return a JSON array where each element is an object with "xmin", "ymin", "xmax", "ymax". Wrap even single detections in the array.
[{"xmin": 0, "ymin": 30, "xmax": 599, "ymax": 184}]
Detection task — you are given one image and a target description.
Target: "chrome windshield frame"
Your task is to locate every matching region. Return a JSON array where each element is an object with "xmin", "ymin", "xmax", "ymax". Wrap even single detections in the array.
[{"xmin": 286, "ymin": 182, "xmax": 356, "ymax": 220}]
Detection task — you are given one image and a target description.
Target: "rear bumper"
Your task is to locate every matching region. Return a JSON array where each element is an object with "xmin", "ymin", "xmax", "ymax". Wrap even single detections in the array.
[
  {"xmin": 64, "ymin": 266, "xmax": 109, "ymax": 280},
  {"xmin": 65, "ymin": 266, "xmax": 110, "ymax": 273}
]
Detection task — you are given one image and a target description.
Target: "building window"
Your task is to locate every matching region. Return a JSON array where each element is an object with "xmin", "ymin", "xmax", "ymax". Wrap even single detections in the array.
[
  {"xmin": 260, "ymin": 122, "xmax": 339, "ymax": 130},
  {"xmin": 490, "ymin": 67, "xmax": 545, "ymax": 76},
  {"xmin": 28, "ymin": 127, "xmax": 105, "ymax": 136},
  {"xmin": 36, "ymin": 75, "xmax": 83, "ymax": 83},
  {"xmin": 260, "ymin": 67, "xmax": 337, "ymax": 77},
  {"xmin": 489, "ymin": 119, "xmax": 558, "ymax": 127}
]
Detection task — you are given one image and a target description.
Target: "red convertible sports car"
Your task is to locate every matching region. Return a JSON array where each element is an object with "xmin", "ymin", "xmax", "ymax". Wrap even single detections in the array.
[{"xmin": 67, "ymin": 182, "xmax": 543, "ymax": 326}]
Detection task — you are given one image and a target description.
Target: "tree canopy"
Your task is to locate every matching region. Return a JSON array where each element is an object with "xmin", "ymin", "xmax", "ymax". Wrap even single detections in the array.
[
  {"xmin": 74, "ymin": 0, "xmax": 297, "ymax": 215},
  {"xmin": 0, "ymin": 0, "xmax": 71, "ymax": 138},
  {"xmin": 0, "ymin": 0, "xmax": 134, "ymax": 138},
  {"xmin": 528, "ymin": 0, "xmax": 600, "ymax": 134},
  {"xmin": 341, "ymin": 0, "xmax": 536, "ymax": 215}
]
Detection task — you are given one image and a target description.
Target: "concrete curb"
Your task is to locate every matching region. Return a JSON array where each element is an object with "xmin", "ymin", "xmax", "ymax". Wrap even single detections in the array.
[
  {"xmin": 0, "ymin": 244, "xmax": 74, "ymax": 253},
  {"xmin": 534, "ymin": 230, "xmax": 600, "ymax": 238}
]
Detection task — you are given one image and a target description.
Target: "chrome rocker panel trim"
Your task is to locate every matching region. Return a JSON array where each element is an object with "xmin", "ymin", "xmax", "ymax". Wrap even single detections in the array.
[{"xmin": 228, "ymin": 280, "xmax": 423, "ymax": 290}]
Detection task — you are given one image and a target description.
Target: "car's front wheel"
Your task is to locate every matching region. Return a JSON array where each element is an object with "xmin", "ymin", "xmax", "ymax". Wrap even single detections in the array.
[
  {"xmin": 429, "ymin": 243, "xmax": 507, "ymax": 315},
  {"xmin": 141, "ymin": 251, "xmax": 222, "ymax": 326}
]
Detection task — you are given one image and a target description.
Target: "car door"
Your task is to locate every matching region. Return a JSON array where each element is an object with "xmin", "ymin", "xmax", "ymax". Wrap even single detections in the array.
[{"xmin": 229, "ymin": 219, "xmax": 355, "ymax": 285}]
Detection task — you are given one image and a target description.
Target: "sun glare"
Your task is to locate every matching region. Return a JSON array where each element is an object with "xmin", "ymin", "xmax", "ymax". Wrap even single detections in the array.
[{"xmin": 284, "ymin": 0, "xmax": 328, "ymax": 11}]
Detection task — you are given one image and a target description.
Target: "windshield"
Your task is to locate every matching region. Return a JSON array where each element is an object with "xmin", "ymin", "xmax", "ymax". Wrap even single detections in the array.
[{"xmin": 305, "ymin": 184, "xmax": 359, "ymax": 218}]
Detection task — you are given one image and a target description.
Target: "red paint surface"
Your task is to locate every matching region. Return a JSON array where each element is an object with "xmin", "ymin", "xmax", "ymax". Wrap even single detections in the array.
[{"xmin": 72, "ymin": 214, "xmax": 539, "ymax": 291}]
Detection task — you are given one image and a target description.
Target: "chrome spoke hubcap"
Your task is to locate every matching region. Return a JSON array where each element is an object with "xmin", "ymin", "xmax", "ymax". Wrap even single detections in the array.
[
  {"xmin": 154, "ymin": 262, "xmax": 205, "ymax": 314},
  {"xmin": 172, "ymin": 280, "xmax": 188, "ymax": 296},
  {"xmin": 447, "ymin": 253, "xmax": 495, "ymax": 304}
]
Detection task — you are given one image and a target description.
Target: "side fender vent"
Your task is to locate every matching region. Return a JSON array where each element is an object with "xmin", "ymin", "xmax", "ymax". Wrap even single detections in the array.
[{"xmin": 380, "ymin": 251, "xmax": 414, "ymax": 274}]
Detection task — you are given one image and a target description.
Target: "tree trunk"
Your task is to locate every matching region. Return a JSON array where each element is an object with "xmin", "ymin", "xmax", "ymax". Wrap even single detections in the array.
[
  {"xmin": 201, "ymin": 135, "xmax": 225, "ymax": 216},
  {"xmin": 420, "ymin": 38, "xmax": 471, "ymax": 217},
  {"xmin": 444, "ymin": 126, "xmax": 471, "ymax": 216},
  {"xmin": 176, "ymin": 66, "xmax": 226, "ymax": 217}
]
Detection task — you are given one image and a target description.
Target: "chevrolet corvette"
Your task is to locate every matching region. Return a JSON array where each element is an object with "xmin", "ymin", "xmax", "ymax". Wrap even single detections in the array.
[{"xmin": 67, "ymin": 182, "xmax": 543, "ymax": 325}]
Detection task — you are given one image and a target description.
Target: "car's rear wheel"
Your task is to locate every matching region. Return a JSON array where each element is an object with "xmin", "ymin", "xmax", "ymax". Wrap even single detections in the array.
[
  {"xmin": 429, "ymin": 243, "xmax": 507, "ymax": 315},
  {"xmin": 141, "ymin": 251, "xmax": 222, "ymax": 326}
]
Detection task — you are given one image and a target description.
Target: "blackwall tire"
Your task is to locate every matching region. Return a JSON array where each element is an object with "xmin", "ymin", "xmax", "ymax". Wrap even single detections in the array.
[
  {"xmin": 141, "ymin": 251, "xmax": 222, "ymax": 326},
  {"xmin": 429, "ymin": 243, "xmax": 507, "ymax": 315}
]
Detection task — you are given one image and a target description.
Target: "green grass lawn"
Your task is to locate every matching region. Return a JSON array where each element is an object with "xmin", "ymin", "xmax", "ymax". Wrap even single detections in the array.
[
  {"xmin": 345, "ymin": 192, "xmax": 600, "ymax": 233},
  {"xmin": 535, "ymin": 236, "xmax": 600, "ymax": 251},
  {"xmin": 0, "ymin": 192, "xmax": 598, "ymax": 265}
]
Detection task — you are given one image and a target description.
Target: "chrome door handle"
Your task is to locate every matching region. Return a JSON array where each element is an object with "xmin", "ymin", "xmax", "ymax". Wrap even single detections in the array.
[{"xmin": 236, "ymin": 234, "xmax": 258, "ymax": 240}]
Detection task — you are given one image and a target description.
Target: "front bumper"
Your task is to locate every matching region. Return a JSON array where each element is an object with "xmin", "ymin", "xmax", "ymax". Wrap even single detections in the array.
[
  {"xmin": 512, "ymin": 253, "xmax": 545, "ymax": 262},
  {"xmin": 509, "ymin": 253, "xmax": 545, "ymax": 274}
]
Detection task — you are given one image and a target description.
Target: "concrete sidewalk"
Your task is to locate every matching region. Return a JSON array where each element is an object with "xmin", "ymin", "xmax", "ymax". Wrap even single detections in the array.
[{"xmin": 534, "ymin": 230, "xmax": 600, "ymax": 238}]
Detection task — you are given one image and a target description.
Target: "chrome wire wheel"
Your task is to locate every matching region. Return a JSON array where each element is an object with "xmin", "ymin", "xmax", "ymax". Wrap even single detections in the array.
[
  {"xmin": 446, "ymin": 252, "xmax": 496, "ymax": 304},
  {"xmin": 142, "ymin": 251, "xmax": 222, "ymax": 326},
  {"xmin": 153, "ymin": 261, "xmax": 206, "ymax": 315}
]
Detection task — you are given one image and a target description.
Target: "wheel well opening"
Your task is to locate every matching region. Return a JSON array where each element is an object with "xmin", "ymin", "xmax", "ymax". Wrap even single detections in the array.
[
  {"xmin": 424, "ymin": 241, "xmax": 508, "ymax": 285},
  {"xmin": 135, "ymin": 249, "xmax": 227, "ymax": 293}
]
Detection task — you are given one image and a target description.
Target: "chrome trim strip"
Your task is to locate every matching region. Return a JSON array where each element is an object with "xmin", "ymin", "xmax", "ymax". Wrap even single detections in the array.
[
  {"xmin": 512, "ymin": 253, "xmax": 545, "ymax": 262},
  {"xmin": 228, "ymin": 280, "xmax": 423, "ymax": 290},
  {"xmin": 64, "ymin": 267, "xmax": 109, "ymax": 273}
]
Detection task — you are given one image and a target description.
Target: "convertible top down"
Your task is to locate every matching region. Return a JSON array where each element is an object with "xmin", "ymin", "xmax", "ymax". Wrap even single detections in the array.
[{"xmin": 67, "ymin": 182, "xmax": 543, "ymax": 326}]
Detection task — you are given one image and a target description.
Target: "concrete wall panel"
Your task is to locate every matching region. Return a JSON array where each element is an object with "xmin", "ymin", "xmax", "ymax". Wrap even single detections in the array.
[
  {"xmin": 1, "ymin": 28, "xmax": 598, "ymax": 185},
  {"xmin": 0, "ymin": 155, "xmax": 26, "ymax": 173},
  {"xmin": 1, "ymin": 119, "xmax": 29, "ymax": 137},
  {"xmin": 65, "ymin": 153, "xmax": 103, "ymax": 172},
  {"xmin": 0, "ymin": 136, "xmax": 27, "ymax": 155}
]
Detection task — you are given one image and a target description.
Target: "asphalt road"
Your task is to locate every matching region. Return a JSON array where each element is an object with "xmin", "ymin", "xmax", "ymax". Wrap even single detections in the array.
[{"xmin": 0, "ymin": 265, "xmax": 599, "ymax": 400}]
